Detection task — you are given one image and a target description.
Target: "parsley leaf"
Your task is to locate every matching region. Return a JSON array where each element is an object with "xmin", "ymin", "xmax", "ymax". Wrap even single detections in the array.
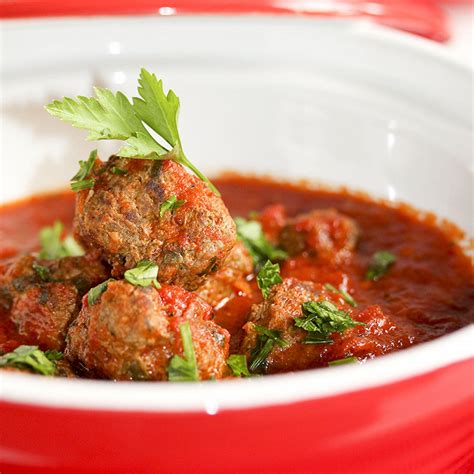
[
  {"xmin": 38, "ymin": 221, "xmax": 84, "ymax": 260},
  {"xmin": 227, "ymin": 354, "xmax": 251, "ymax": 377},
  {"xmin": 88, "ymin": 278, "xmax": 115, "ymax": 306},
  {"xmin": 295, "ymin": 301, "xmax": 365, "ymax": 345},
  {"xmin": 324, "ymin": 283, "xmax": 357, "ymax": 307},
  {"xmin": 44, "ymin": 350, "xmax": 64, "ymax": 361},
  {"xmin": 366, "ymin": 251, "xmax": 396, "ymax": 281},
  {"xmin": 70, "ymin": 149, "xmax": 97, "ymax": 192},
  {"xmin": 70, "ymin": 179, "xmax": 95, "ymax": 192},
  {"xmin": 257, "ymin": 260, "xmax": 283, "ymax": 299},
  {"xmin": 110, "ymin": 166, "xmax": 128, "ymax": 175},
  {"xmin": 235, "ymin": 217, "xmax": 288, "ymax": 269},
  {"xmin": 167, "ymin": 322, "xmax": 199, "ymax": 381},
  {"xmin": 159, "ymin": 195, "xmax": 186, "ymax": 218},
  {"xmin": 45, "ymin": 68, "xmax": 219, "ymax": 195},
  {"xmin": 124, "ymin": 260, "xmax": 160, "ymax": 288},
  {"xmin": 328, "ymin": 356, "xmax": 358, "ymax": 366},
  {"xmin": 0, "ymin": 345, "xmax": 61, "ymax": 375},
  {"xmin": 32, "ymin": 262, "xmax": 52, "ymax": 282},
  {"xmin": 249, "ymin": 325, "xmax": 288, "ymax": 373}
]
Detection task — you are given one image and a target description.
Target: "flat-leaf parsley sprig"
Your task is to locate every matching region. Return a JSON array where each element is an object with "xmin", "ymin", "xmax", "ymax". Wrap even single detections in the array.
[
  {"xmin": 295, "ymin": 300, "xmax": 365, "ymax": 345},
  {"xmin": 257, "ymin": 260, "xmax": 283, "ymax": 299},
  {"xmin": 167, "ymin": 322, "xmax": 199, "ymax": 382},
  {"xmin": 235, "ymin": 217, "xmax": 288, "ymax": 269},
  {"xmin": 45, "ymin": 68, "xmax": 219, "ymax": 195},
  {"xmin": 0, "ymin": 345, "xmax": 62, "ymax": 376}
]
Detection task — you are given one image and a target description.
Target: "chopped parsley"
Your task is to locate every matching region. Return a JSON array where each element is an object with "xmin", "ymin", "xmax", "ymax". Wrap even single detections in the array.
[
  {"xmin": 110, "ymin": 166, "xmax": 128, "ymax": 175},
  {"xmin": 249, "ymin": 325, "xmax": 289, "ymax": 373},
  {"xmin": 324, "ymin": 283, "xmax": 357, "ymax": 307},
  {"xmin": 328, "ymin": 356, "xmax": 358, "ymax": 366},
  {"xmin": 365, "ymin": 251, "xmax": 396, "ymax": 281},
  {"xmin": 167, "ymin": 322, "xmax": 199, "ymax": 381},
  {"xmin": 70, "ymin": 149, "xmax": 97, "ymax": 192},
  {"xmin": 257, "ymin": 260, "xmax": 283, "ymax": 299},
  {"xmin": 124, "ymin": 260, "xmax": 160, "ymax": 288},
  {"xmin": 227, "ymin": 354, "xmax": 251, "ymax": 377},
  {"xmin": 44, "ymin": 350, "xmax": 63, "ymax": 361},
  {"xmin": 38, "ymin": 221, "xmax": 84, "ymax": 260},
  {"xmin": 159, "ymin": 195, "xmax": 186, "ymax": 218},
  {"xmin": 235, "ymin": 217, "xmax": 287, "ymax": 269},
  {"xmin": 32, "ymin": 262, "xmax": 52, "ymax": 282},
  {"xmin": 46, "ymin": 68, "xmax": 219, "ymax": 195},
  {"xmin": 295, "ymin": 300, "xmax": 365, "ymax": 345},
  {"xmin": 88, "ymin": 278, "xmax": 115, "ymax": 306},
  {"xmin": 0, "ymin": 345, "xmax": 61, "ymax": 375}
]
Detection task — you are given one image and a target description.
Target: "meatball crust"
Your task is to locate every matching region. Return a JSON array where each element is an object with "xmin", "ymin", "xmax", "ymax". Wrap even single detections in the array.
[
  {"xmin": 197, "ymin": 241, "xmax": 253, "ymax": 308},
  {"xmin": 241, "ymin": 278, "xmax": 414, "ymax": 373},
  {"xmin": 11, "ymin": 283, "xmax": 78, "ymax": 351},
  {"xmin": 279, "ymin": 209, "xmax": 359, "ymax": 263},
  {"xmin": 74, "ymin": 157, "xmax": 236, "ymax": 290},
  {"xmin": 66, "ymin": 280, "xmax": 230, "ymax": 381},
  {"xmin": 0, "ymin": 253, "xmax": 109, "ymax": 350}
]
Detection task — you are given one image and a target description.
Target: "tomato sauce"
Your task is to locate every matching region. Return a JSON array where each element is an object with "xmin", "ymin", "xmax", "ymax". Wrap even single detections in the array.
[{"xmin": 0, "ymin": 176, "xmax": 473, "ymax": 359}]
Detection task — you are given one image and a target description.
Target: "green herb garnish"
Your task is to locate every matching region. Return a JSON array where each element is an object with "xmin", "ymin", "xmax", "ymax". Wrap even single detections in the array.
[
  {"xmin": 167, "ymin": 322, "xmax": 199, "ymax": 381},
  {"xmin": 257, "ymin": 260, "xmax": 283, "ymax": 299},
  {"xmin": 324, "ymin": 283, "xmax": 357, "ymax": 307},
  {"xmin": 124, "ymin": 260, "xmax": 160, "ymax": 288},
  {"xmin": 32, "ymin": 262, "xmax": 52, "ymax": 282},
  {"xmin": 159, "ymin": 195, "xmax": 186, "ymax": 218},
  {"xmin": 110, "ymin": 166, "xmax": 128, "ymax": 175},
  {"xmin": 38, "ymin": 221, "xmax": 84, "ymax": 260},
  {"xmin": 328, "ymin": 356, "xmax": 358, "ymax": 366},
  {"xmin": 235, "ymin": 217, "xmax": 287, "ymax": 269},
  {"xmin": 227, "ymin": 354, "xmax": 251, "ymax": 377},
  {"xmin": 366, "ymin": 251, "xmax": 396, "ymax": 281},
  {"xmin": 249, "ymin": 325, "xmax": 288, "ymax": 373},
  {"xmin": 44, "ymin": 350, "xmax": 63, "ymax": 361},
  {"xmin": 70, "ymin": 149, "xmax": 97, "ymax": 192},
  {"xmin": 88, "ymin": 278, "xmax": 115, "ymax": 306},
  {"xmin": 295, "ymin": 300, "xmax": 365, "ymax": 345},
  {"xmin": 70, "ymin": 179, "xmax": 95, "ymax": 192},
  {"xmin": 0, "ymin": 345, "xmax": 61, "ymax": 375},
  {"xmin": 62, "ymin": 235, "xmax": 85, "ymax": 257},
  {"xmin": 45, "ymin": 68, "xmax": 219, "ymax": 195}
]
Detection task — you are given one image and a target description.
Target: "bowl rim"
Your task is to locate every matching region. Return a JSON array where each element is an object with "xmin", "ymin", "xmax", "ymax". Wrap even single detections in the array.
[
  {"xmin": 1, "ymin": 325, "xmax": 473, "ymax": 412},
  {"xmin": 1, "ymin": 16, "xmax": 473, "ymax": 412}
]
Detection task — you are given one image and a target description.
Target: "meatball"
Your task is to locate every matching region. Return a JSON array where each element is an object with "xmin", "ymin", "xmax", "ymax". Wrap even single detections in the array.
[
  {"xmin": 241, "ymin": 278, "xmax": 413, "ymax": 373},
  {"xmin": 279, "ymin": 209, "xmax": 359, "ymax": 264},
  {"xmin": 197, "ymin": 241, "xmax": 253, "ymax": 308},
  {"xmin": 66, "ymin": 280, "xmax": 230, "ymax": 381},
  {"xmin": 74, "ymin": 156, "xmax": 236, "ymax": 290},
  {"xmin": 11, "ymin": 284, "xmax": 78, "ymax": 351},
  {"xmin": 0, "ymin": 253, "xmax": 109, "ymax": 350}
]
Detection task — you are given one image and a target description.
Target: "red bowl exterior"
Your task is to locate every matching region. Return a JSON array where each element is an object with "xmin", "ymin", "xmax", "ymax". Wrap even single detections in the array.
[
  {"xmin": 0, "ymin": 0, "xmax": 450, "ymax": 42},
  {"xmin": 2, "ymin": 358, "xmax": 473, "ymax": 474}
]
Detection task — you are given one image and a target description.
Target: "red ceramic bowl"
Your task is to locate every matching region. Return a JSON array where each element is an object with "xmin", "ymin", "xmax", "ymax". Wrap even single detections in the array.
[{"xmin": 1, "ymin": 6, "xmax": 473, "ymax": 474}]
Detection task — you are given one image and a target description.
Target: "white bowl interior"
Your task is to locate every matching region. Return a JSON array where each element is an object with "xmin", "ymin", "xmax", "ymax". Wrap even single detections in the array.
[{"xmin": 0, "ymin": 16, "xmax": 472, "ymax": 410}]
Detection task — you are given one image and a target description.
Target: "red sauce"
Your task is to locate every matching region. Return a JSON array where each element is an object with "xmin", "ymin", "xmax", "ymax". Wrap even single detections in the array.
[{"xmin": 0, "ymin": 176, "xmax": 473, "ymax": 357}]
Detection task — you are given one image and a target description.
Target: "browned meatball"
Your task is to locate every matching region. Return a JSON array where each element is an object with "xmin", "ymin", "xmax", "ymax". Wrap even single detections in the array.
[
  {"xmin": 279, "ymin": 209, "xmax": 359, "ymax": 264},
  {"xmin": 197, "ymin": 241, "xmax": 253, "ymax": 308},
  {"xmin": 74, "ymin": 157, "xmax": 236, "ymax": 290},
  {"xmin": 11, "ymin": 284, "xmax": 78, "ymax": 351},
  {"xmin": 0, "ymin": 253, "xmax": 109, "ymax": 350},
  {"xmin": 66, "ymin": 280, "xmax": 230, "ymax": 381},
  {"xmin": 241, "ymin": 278, "xmax": 415, "ymax": 374}
]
